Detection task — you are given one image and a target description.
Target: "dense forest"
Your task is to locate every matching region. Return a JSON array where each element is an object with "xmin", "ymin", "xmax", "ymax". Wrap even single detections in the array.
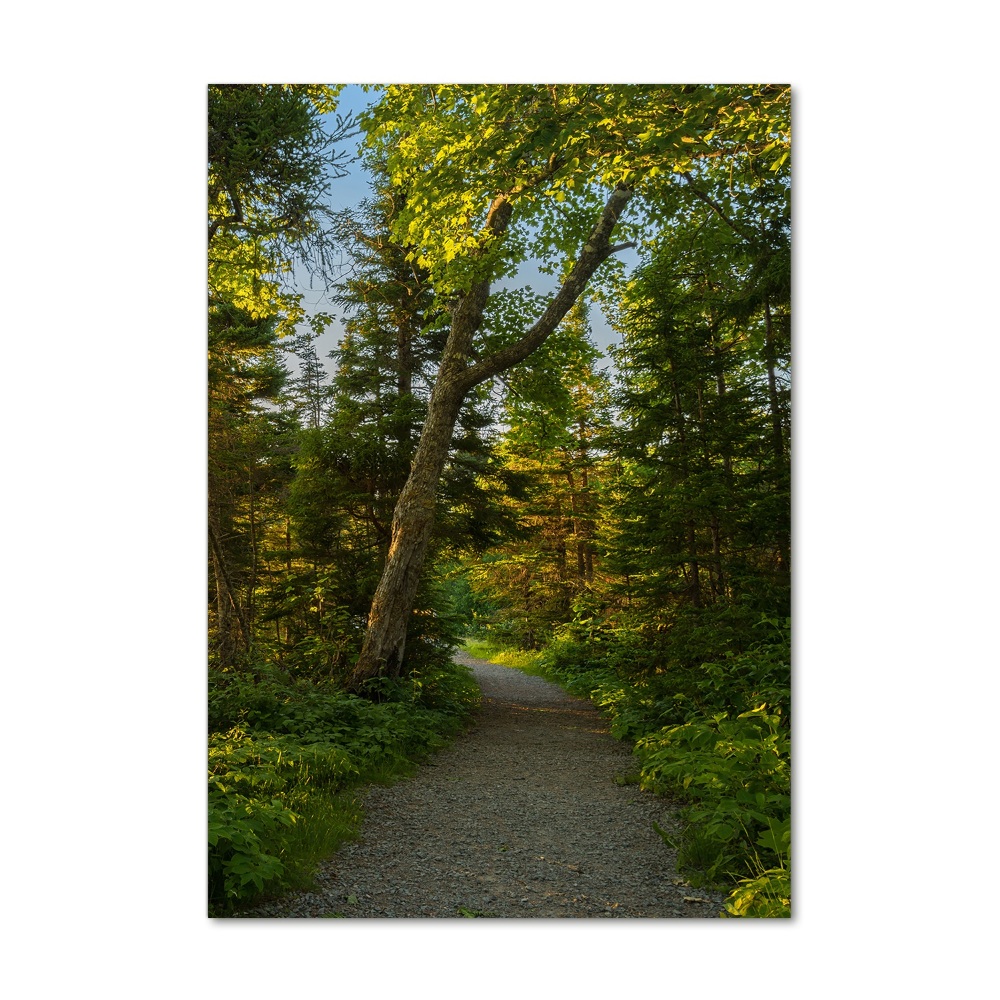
[{"xmin": 207, "ymin": 83, "xmax": 790, "ymax": 917}]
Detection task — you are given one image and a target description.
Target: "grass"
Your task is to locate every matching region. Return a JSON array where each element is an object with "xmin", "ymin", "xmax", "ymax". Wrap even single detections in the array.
[
  {"xmin": 263, "ymin": 787, "xmax": 365, "ymax": 895},
  {"xmin": 461, "ymin": 638, "xmax": 547, "ymax": 676}
]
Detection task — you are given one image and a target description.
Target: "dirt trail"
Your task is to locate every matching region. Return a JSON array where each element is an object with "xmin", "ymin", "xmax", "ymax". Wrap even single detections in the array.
[{"xmin": 245, "ymin": 652, "xmax": 724, "ymax": 918}]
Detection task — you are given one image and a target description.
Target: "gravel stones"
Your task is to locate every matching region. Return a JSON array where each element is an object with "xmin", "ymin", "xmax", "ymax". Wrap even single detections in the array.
[{"xmin": 242, "ymin": 652, "xmax": 725, "ymax": 918}]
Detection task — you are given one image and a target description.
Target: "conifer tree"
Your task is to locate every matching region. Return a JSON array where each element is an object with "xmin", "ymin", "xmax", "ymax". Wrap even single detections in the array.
[
  {"xmin": 207, "ymin": 84, "xmax": 351, "ymax": 663},
  {"xmin": 604, "ymin": 159, "xmax": 790, "ymax": 654},
  {"xmin": 466, "ymin": 302, "xmax": 613, "ymax": 647}
]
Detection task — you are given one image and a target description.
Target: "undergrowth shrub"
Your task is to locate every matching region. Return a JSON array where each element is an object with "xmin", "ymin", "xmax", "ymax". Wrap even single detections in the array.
[
  {"xmin": 208, "ymin": 656, "xmax": 479, "ymax": 915},
  {"xmin": 639, "ymin": 707, "xmax": 790, "ymax": 890},
  {"xmin": 208, "ymin": 788, "xmax": 299, "ymax": 908}
]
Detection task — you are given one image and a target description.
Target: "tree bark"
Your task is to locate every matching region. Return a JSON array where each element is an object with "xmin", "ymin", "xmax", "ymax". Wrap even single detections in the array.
[
  {"xmin": 763, "ymin": 296, "xmax": 790, "ymax": 575},
  {"xmin": 208, "ymin": 513, "xmax": 252, "ymax": 657},
  {"xmin": 687, "ymin": 520, "xmax": 702, "ymax": 608},
  {"xmin": 347, "ymin": 185, "xmax": 633, "ymax": 688},
  {"xmin": 763, "ymin": 296, "xmax": 785, "ymax": 465}
]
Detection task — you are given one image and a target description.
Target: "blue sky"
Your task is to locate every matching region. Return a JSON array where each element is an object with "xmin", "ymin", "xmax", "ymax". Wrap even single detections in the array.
[
  {"xmin": 291, "ymin": 85, "xmax": 378, "ymax": 369},
  {"xmin": 289, "ymin": 84, "xmax": 627, "ymax": 379}
]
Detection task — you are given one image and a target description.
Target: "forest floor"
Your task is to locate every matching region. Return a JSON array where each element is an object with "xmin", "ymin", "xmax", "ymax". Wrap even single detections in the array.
[{"xmin": 242, "ymin": 651, "xmax": 725, "ymax": 918}]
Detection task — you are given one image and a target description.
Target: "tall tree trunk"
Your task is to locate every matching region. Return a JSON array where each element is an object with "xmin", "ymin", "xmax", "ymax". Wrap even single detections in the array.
[
  {"xmin": 565, "ymin": 467, "xmax": 586, "ymax": 583},
  {"xmin": 763, "ymin": 297, "xmax": 790, "ymax": 574},
  {"xmin": 348, "ymin": 374, "xmax": 467, "ymax": 682},
  {"xmin": 247, "ymin": 468, "xmax": 257, "ymax": 625},
  {"xmin": 710, "ymin": 516, "xmax": 724, "ymax": 599},
  {"xmin": 577, "ymin": 416, "xmax": 595, "ymax": 585},
  {"xmin": 554, "ymin": 492, "xmax": 568, "ymax": 582},
  {"xmin": 397, "ymin": 318, "xmax": 415, "ymax": 448},
  {"xmin": 763, "ymin": 297, "xmax": 785, "ymax": 465},
  {"xmin": 348, "ymin": 186, "xmax": 633, "ymax": 688},
  {"xmin": 687, "ymin": 520, "xmax": 702, "ymax": 608},
  {"xmin": 208, "ymin": 513, "xmax": 252, "ymax": 657}
]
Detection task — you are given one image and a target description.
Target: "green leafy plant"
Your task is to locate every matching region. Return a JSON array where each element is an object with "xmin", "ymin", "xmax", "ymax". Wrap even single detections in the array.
[
  {"xmin": 637, "ymin": 707, "xmax": 789, "ymax": 881},
  {"xmin": 208, "ymin": 657, "xmax": 479, "ymax": 914},
  {"xmin": 208, "ymin": 790, "xmax": 297, "ymax": 907},
  {"xmin": 723, "ymin": 857, "xmax": 790, "ymax": 918}
]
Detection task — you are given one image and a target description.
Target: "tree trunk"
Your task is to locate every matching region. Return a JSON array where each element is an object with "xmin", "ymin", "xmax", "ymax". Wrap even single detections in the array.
[
  {"xmin": 565, "ymin": 467, "xmax": 586, "ymax": 583},
  {"xmin": 348, "ymin": 186, "xmax": 633, "ymax": 689},
  {"xmin": 347, "ymin": 375, "xmax": 466, "ymax": 683},
  {"xmin": 208, "ymin": 513, "xmax": 252, "ymax": 658},
  {"xmin": 763, "ymin": 297, "xmax": 785, "ymax": 465},
  {"xmin": 554, "ymin": 492, "xmax": 568, "ymax": 582},
  {"xmin": 763, "ymin": 296, "xmax": 790, "ymax": 574},
  {"xmin": 397, "ymin": 317, "xmax": 415, "ymax": 448},
  {"xmin": 710, "ymin": 516, "xmax": 724, "ymax": 599},
  {"xmin": 247, "ymin": 467, "xmax": 257, "ymax": 625},
  {"xmin": 577, "ymin": 416, "xmax": 595, "ymax": 585},
  {"xmin": 687, "ymin": 520, "xmax": 702, "ymax": 608}
]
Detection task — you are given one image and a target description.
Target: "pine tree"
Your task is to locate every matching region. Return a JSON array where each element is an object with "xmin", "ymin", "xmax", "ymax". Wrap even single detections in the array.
[
  {"xmin": 603, "ymin": 160, "xmax": 790, "ymax": 659},
  {"xmin": 207, "ymin": 84, "xmax": 350, "ymax": 664}
]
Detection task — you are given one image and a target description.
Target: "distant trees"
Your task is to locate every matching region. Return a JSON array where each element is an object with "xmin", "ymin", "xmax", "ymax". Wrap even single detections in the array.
[{"xmin": 466, "ymin": 302, "xmax": 611, "ymax": 647}]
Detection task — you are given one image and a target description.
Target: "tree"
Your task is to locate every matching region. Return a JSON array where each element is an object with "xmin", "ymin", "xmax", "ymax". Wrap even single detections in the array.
[
  {"xmin": 465, "ymin": 301, "xmax": 613, "ymax": 647},
  {"xmin": 207, "ymin": 84, "xmax": 352, "ymax": 664},
  {"xmin": 277, "ymin": 172, "xmax": 522, "ymax": 672},
  {"xmin": 600, "ymin": 150, "xmax": 791, "ymax": 654},
  {"xmin": 347, "ymin": 83, "xmax": 790, "ymax": 687}
]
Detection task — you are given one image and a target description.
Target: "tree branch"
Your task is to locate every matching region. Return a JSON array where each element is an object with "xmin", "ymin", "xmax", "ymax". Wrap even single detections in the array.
[
  {"xmin": 208, "ymin": 185, "xmax": 245, "ymax": 243},
  {"xmin": 679, "ymin": 172, "xmax": 757, "ymax": 243},
  {"xmin": 445, "ymin": 194, "xmax": 514, "ymax": 356},
  {"xmin": 208, "ymin": 215, "xmax": 241, "ymax": 241},
  {"xmin": 458, "ymin": 185, "xmax": 633, "ymax": 391}
]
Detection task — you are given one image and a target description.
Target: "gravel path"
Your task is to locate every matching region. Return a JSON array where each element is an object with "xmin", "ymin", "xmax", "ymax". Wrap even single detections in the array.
[{"xmin": 244, "ymin": 652, "xmax": 725, "ymax": 918}]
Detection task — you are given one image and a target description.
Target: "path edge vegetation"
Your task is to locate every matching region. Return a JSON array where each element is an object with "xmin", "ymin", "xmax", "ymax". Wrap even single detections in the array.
[
  {"xmin": 462, "ymin": 630, "xmax": 791, "ymax": 920},
  {"xmin": 208, "ymin": 655, "xmax": 480, "ymax": 915}
]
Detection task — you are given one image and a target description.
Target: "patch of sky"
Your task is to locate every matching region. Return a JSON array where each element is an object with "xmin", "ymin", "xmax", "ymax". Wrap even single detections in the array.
[{"xmin": 286, "ymin": 84, "xmax": 638, "ymax": 382}]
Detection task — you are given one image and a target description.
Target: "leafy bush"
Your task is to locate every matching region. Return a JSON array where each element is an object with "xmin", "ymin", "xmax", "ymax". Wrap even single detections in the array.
[
  {"xmin": 639, "ymin": 707, "xmax": 790, "ymax": 887},
  {"xmin": 207, "ymin": 657, "xmax": 479, "ymax": 914},
  {"xmin": 691, "ymin": 617, "xmax": 791, "ymax": 720},
  {"xmin": 723, "ymin": 864, "xmax": 791, "ymax": 918},
  {"xmin": 209, "ymin": 727, "xmax": 360, "ymax": 795},
  {"xmin": 208, "ymin": 788, "xmax": 298, "ymax": 908}
]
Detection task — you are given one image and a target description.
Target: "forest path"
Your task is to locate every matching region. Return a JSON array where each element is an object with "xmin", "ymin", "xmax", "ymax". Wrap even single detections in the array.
[{"xmin": 246, "ymin": 651, "xmax": 724, "ymax": 918}]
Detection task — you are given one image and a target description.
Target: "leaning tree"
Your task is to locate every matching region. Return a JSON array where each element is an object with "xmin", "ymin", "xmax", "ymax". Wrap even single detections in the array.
[{"xmin": 346, "ymin": 83, "xmax": 790, "ymax": 688}]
